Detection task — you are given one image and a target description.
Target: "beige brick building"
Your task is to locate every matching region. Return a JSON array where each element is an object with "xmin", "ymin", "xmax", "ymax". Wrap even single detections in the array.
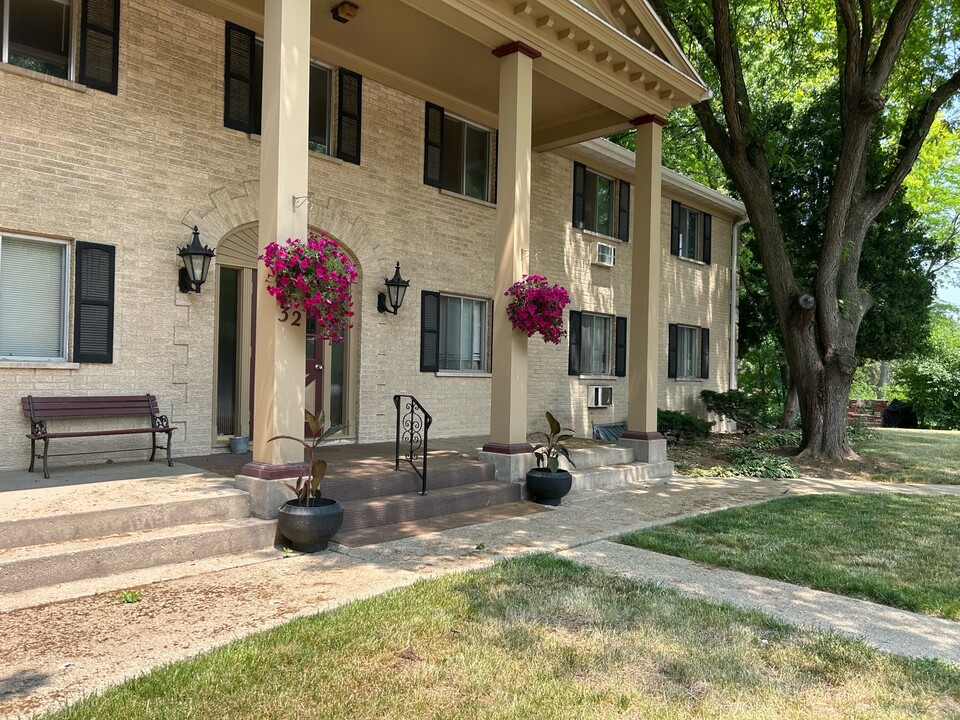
[{"xmin": 0, "ymin": 0, "xmax": 743, "ymax": 474}]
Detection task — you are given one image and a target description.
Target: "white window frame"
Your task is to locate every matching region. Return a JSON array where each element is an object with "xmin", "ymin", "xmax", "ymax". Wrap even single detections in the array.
[
  {"xmin": 678, "ymin": 204, "xmax": 702, "ymax": 261},
  {"xmin": 580, "ymin": 312, "xmax": 613, "ymax": 376},
  {"xmin": 582, "ymin": 168, "xmax": 616, "ymax": 237},
  {"xmin": 1, "ymin": 0, "xmax": 77, "ymax": 81},
  {"xmin": 307, "ymin": 59, "xmax": 333, "ymax": 156},
  {"xmin": 0, "ymin": 232, "xmax": 70, "ymax": 361},
  {"xmin": 438, "ymin": 293, "xmax": 490, "ymax": 372},
  {"xmin": 677, "ymin": 324, "xmax": 701, "ymax": 379},
  {"xmin": 441, "ymin": 113, "xmax": 493, "ymax": 202}
]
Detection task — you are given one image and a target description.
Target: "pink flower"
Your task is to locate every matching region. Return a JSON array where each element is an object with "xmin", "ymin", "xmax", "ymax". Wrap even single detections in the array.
[{"xmin": 503, "ymin": 274, "xmax": 570, "ymax": 344}]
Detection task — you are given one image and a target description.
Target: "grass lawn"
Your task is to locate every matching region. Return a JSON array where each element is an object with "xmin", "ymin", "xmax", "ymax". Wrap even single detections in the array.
[
  {"xmin": 45, "ymin": 555, "xmax": 959, "ymax": 720},
  {"xmin": 855, "ymin": 428, "xmax": 960, "ymax": 484},
  {"xmin": 621, "ymin": 493, "xmax": 960, "ymax": 620}
]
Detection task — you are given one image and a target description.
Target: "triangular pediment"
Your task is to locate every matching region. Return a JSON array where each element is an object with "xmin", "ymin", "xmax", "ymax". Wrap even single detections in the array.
[{"xmin": 573, "ymin": 0, "xmax": 704, "ymax": 83}]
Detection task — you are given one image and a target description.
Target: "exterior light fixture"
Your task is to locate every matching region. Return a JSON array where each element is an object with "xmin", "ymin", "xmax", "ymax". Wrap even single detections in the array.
[
  {"xmin": 377, "ymin": 261, "xmax": 409, "ymax": 314},
  {"xmin": 178, "ymin": 225, "xmax": 215, "ymax": 293},
  {"xmin": 331, "ymin": 1, "xmax": 358, "ymax": 23}
]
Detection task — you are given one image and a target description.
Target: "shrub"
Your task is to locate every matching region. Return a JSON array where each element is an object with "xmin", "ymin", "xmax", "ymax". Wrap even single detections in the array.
[
  {"xmin": 700, "ymin": 389, "xmax": 769, "ymax": 433},
  {"xmin": 749, "ymin": 430, "xmax": 802, "ymax": 450},
  {"xmin": 657, "ymin": 409, "xmax": 713, "ymax": 441},
  {"xmin": 727, "ymin": 447, "xmax": 799, "ymax": 478}
]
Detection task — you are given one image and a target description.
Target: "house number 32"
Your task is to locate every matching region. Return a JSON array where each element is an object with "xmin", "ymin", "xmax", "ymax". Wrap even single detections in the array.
[{"xmin": 279, "ymin": 308, "xmax": 302, "ymax": 327}]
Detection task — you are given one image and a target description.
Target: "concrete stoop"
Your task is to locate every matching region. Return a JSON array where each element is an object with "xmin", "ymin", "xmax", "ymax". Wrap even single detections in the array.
[
  {"xmin": 0, "ymin": 477, "xmax": 279, "ymax": 608},
  {"xmin": 569, "ymin": 460, "xmax": 675, "ymax": 491}
]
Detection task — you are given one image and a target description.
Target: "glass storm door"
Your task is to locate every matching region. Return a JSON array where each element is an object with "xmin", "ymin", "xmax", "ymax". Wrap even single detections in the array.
[{"xmin": 305, "ymin": 317, "xmax": 325, "ymax": 437}]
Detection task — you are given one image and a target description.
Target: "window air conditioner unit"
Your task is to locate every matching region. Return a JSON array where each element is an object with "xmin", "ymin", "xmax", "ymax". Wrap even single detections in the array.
[
  {"xmin": 587, "ymin": 385, "xmax": 613, "ymax": 408},
  {"xmin": 594, "ymin": 242, "xmax": 616, "ymax": 267}
]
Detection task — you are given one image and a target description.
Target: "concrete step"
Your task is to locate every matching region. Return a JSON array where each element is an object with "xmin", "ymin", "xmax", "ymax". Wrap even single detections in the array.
[
  {"xmin": 0, "ymin": 491, "xmax": 252, "ymax": 550},
  {"xmin": 0, "ymin": 547, "xmax": 283, "ymax": 613},
  {"xmin": 337, "ymin": 481, "xmax": 522, "ymax": 534},
  {"xmin": 562, "ymin": 445, "xmax": 635, "ymax": 471},
  {"xmin": 569, "ymin": 461, "xmax": 675, "ymax": 491},
  {"xmin": 333, "ymin": 501, "xmax": 544, "ymax": 547},
  {"xmin": 321, "ymin": 460, "xmax": 494, "ymax": 501},
  {"xmin": 0, "ymin": 518, "xmax": 277, "ymax": 594}
]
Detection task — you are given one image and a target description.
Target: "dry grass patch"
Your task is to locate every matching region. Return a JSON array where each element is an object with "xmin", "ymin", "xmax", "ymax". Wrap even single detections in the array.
[{"xmin": 45, "ymin": 555, "xmax": 959, "ymax": 720}]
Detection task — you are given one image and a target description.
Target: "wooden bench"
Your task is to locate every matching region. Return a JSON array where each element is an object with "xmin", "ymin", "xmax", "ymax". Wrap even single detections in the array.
[{"xmin": 22, "ymin": 394, "xmax": 176, "ymax": 479}]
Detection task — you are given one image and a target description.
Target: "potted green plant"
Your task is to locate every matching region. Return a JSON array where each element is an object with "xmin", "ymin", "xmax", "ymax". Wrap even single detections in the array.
[
  {"xmin": 526, "ymin": 411, "xmax": 575, "ymax": 505},
  {"xmin": 269, "ymin": 410, "xmax": 346, "ymax": 552}
]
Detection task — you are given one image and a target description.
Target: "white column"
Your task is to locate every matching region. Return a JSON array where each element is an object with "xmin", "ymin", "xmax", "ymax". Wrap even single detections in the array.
[
  {"xmin": 621, "ymin": 116, "xmax": 667, "ymax": 462},
  {"xmin": 484, "ymin": 43, "xmax": 537, "ymax": 454},
  {"xmin": 251, "ymin": 0, "xmax": 311, "ymax": 466}
]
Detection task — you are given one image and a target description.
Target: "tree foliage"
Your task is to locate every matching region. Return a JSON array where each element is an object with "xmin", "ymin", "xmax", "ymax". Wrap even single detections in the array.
[
  {"xmin": 894, "ymin": 307, "xmax": 960, "ymax": 428},
  {"xmin": 646, "ymin": 0, "xmax": 960, "ymax": 458}
]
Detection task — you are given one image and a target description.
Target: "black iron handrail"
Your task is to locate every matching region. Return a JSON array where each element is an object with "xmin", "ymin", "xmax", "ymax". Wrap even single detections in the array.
[{"xmin": 394, "ymin": 394, "xmax": 432, "ymax": 495}]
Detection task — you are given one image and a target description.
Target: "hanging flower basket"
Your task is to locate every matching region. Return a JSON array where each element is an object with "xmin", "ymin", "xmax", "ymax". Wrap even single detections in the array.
[
  {"xmin": 260, "ymin": 232, "xmax": 358, "ymax": 343},
  {"xmin": 504, "ymin": 274, "xmax": 570, "ymax": 344}
]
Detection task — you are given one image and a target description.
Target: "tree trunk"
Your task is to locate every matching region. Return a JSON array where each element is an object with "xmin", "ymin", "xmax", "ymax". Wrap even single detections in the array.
[
  {"xmin": 778, "ymin": 385, "xmax": 799, "ymax": 429},
  {"xmin": 878, "ymin": 361, "xmax": 891, "ymax": 393}
]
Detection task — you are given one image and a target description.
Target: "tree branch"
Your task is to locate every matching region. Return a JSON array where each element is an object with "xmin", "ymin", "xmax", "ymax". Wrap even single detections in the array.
[
  {"xmin": 868, "ymin": 0, "xmax": 923, "ymax": 92},
  {"xmin": 867, "ymin": 67, "xmax": 960, "ymax": 218}
]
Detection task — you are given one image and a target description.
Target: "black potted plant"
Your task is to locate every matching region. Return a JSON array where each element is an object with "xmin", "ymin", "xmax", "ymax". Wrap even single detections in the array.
[
  {"xmin": 269, "ymin": 411, "xmax": 346, "ymax": 552},
  {"xmin": 526, "ymin": 411, "xmax": 575, "ymax": 506}
]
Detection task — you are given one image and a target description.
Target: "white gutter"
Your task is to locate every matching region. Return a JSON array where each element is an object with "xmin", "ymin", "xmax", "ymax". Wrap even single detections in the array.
[{"xmin": 729, "ymin": 219, "xmax": 749, "ymax": 390}]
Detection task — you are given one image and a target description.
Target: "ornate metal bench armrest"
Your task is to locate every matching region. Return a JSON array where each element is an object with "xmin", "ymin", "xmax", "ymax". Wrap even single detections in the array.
[
  {"xmin": 153, "ymin": 415, "xmax": 170, "ymax": 429},
  {"xmin": 31, "ymin": 420, "xmax": 48, "ymax": 436}
]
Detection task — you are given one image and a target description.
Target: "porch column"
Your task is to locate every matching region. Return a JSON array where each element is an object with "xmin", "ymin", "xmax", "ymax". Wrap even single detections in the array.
[
  {"xmin": 621, "ymin": 116, "xmax": 667, "ymax": 462},
  {"xmin": 479, "ymin": 42, "xmax": 539, "ymax": 482},
  {"xmin": 248, "ymin": 0, "xmax": 310, "ymax": 469}
]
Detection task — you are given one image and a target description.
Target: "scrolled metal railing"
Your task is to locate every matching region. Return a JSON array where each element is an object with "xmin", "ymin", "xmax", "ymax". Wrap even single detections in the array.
[{"xmin": 394, "ymin": 394, "xmax": 432, "ymax": 495}]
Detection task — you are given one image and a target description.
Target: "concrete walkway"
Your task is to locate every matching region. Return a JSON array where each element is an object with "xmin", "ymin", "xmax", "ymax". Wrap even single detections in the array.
[{"xmin": 2, "ymin": 474, "xmax": 959, "ymax": 718}]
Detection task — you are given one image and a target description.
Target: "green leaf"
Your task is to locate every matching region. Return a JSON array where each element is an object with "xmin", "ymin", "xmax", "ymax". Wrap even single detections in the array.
[
  {"xmin": 320, "ymin": 423, "xmax": 347, "ymax": 441},
  {"xmin": 546, "ymin": 411, "xmax": 561, "ymax": 436},
  {"xmin": 311, "ymin": 459, "xmax": 327, "ymax": 486},
  {"xmin": 306, "ymin": 411, "xmax": 320, "ymax": 437},
  {"xmin": 547, "ymin": 457, "xmax": 559, "ymax": 473},
  {"xmin": 268, "ymin": 434, "xmax": 311, "ymax": 451}
]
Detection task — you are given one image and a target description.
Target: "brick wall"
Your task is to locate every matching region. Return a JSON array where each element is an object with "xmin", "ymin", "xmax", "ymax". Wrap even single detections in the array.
[{"xmin": 0, "ymin": 0, "xmax": 736, "ymax": 470}]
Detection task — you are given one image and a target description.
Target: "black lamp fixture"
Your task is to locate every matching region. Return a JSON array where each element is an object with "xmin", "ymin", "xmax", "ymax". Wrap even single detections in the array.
[
  {"xmin": 377, "ymin": 261, "xmax": 409, "ymax": 314},
  {"xmin": 178, "ymin": 225, "xmax": 215, "ymax": 293}
]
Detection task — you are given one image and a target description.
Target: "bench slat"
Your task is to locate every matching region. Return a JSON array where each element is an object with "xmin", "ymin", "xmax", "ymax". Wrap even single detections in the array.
[
  {"xmin": 27, "ymin": 427, "xmax": 175, "ymax": 439},
  {"xmin": 22, "ymin": 395, "xmax": 160, "ymax": 419}
]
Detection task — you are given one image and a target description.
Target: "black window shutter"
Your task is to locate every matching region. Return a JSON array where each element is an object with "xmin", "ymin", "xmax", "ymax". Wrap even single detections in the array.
[
  {"xmin": 79, "ymin": 0, "xmax": 120, "ymax": 94},
  {"xmin": 572, "ymin": 162, "xmax": 586, "ymax": 229},
  {"xmin": 423, "ymin": 103, "xmax": 444, "ymax": 188},
  {"xmin": 568, "ymin": 310, "xmax": 582, "ymax": 375},
  {"xmin": 670, "ymin": 200, "xmax": 681, "ymax": 256},
  {"xmin": 667, "ymin": 323, "xmax": 678, "ymax": 379},
  {"xmin": 617, "ymin": 181, "xmax": 631, "ymax": 242},
  {"xmin": 223, "ymin": 22, "xmax": 256, "ymax": 132},
  {"xmin": 420, "ymin": 291, "xmax": 440, "ymax": 372},
  {"xmin": 74, "ymin": 242, "xmax": 115, "ymax": 363},
  {"xmin": 614, "ymin": 316, "xmax": 627, "ymax": 377},
  {"xmin": 337, "ymin": 69, "xmax": 362, "ymax": 165},
  {"xmin": 703, "ymin": 213, "xmax": 713, "ymax": 264},
  {"xmin": 700, "ymin": 327, "xmax": 710, "ymax": 379}
]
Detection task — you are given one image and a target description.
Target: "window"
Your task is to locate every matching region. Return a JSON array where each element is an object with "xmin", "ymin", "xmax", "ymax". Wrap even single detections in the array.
[
  {"xmin": 568, "ymin": 311, "xmax": 627, "ymax": 377},
  {"xmin": 580, "ymin": 312, "xmax": 611, "ymax": 374},
  {"xmin": 423, "ymin": 103, "xmax": 494, "ymax": 202},
  {"xmin": 572, "ymin": 162, "xmax": 631, "ymax": 241},
  {"xmin": 667, "ymin": 324, "xmax": 710, "ymax": 380},
  {"xmin": 224, "ymin": 24, "xmax": 358, "ymax": 162},
  {"xmin": 0, "ymin": 234, "xmax": 69, "ymax": 360},
  {"xmin": 0, "ymin": 0, "xmax": 118, "ymax": 92},
  {"xmin": 420, "ymin": 291, "xmax": 490, "ymax": 372},
  {"xmin": 1, "ymin": 0, "xmax": 74, "ymax": 79},
  {"xmin": 670, "ymin": 201, "xmax": 713, "ymax": 264}
]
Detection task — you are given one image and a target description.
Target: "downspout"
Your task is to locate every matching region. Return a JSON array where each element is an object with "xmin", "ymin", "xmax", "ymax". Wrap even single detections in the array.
[{"xmin": 729, "ymin": 219, "xmax": 748, "ymax": 391}]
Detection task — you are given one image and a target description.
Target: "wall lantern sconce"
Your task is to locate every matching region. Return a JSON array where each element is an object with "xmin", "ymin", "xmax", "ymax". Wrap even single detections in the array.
[
  {"xmin": 177, "ymin": 225, "xmax": 215, "ymax": 293},
  {"xmin": 377, "ymin": 261, "xmax": 409, "ymax": 314},
  {"xmin": 331, "ymin": 1, "xmax": 358, "ymax": 23}
]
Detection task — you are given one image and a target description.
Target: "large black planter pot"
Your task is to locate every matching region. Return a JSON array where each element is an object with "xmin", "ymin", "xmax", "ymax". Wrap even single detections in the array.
[
  {"xmin": 525, "ymin": 468, "xmax": 573, "ymax": 506},
  {"xmin": 277, "ymin": 498, "xmax": 344, "ymax": 552}
]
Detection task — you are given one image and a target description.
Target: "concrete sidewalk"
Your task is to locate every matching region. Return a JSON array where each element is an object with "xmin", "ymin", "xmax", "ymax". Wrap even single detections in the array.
[{"xmin": 2, "ymin": 474, "xmax": 958, "ymax": 718}]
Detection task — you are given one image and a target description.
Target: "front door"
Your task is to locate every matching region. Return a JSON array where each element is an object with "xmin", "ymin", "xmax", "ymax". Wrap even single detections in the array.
[{"xmin": 305, "ymin": 317, "xmax": 325, "ymax": 436}]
